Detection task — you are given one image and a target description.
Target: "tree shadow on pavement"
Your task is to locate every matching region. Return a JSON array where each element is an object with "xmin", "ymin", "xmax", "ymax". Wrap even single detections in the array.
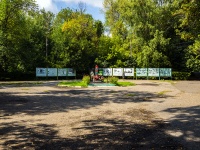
[
  {"xmin": 39, "ymin": 119, "xmax": 184, "ymax": 150},
  {"xmin": 163, "ymin": 106, "xmax": 200, "ymax": 150},
  {"xmin": 1, "ymin": 85, "xmax": 186, "ymax": 149},
  {"xmin": 0, "ymin": 113, "xmax": 185, "ymax": 150},
  {"xmin": 0, "ymin": 122, "xmax": 58, "ymax": 149},
  {"xmin": 0, "ymin": 88, "xmax": 174, "ymax": 116}
]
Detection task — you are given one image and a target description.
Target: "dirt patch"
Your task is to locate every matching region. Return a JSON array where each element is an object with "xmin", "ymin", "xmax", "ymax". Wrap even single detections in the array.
[{"xmin": 0, "ymin": 80, "xmax": 199, "ymax": 149}]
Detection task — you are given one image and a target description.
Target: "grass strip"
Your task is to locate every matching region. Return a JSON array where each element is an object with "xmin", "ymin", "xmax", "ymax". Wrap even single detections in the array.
[{"xmin": 116, "ymin": 82, "xmax": 136, "ymax": 86}]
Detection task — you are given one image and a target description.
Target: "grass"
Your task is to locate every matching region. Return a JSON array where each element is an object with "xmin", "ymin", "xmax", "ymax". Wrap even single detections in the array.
[
  {"xmin": 58, "ymin": 81, "xmax": 136, "ymax": 88},
  {"xmin": 157, "ymin": 90, "xmax": 171, "ymax": 96},
  {"xmin": 116, "ymin": 82, "xmax": 136, "ymax": 86},
  {"xmin": 58, "ymin": 81, "xmax": 88, "ymax": 87}
]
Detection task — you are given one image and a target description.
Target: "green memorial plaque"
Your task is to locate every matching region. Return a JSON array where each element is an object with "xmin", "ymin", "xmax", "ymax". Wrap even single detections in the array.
[
  {"xmin": 136, "ymin": 68, "xmax": 148, "ymax": 77},
  {"xmin": 160, "ymin": 68, "xmax": 172, "ymax": 77},
  {"xmin": 148, "ymin": 68, "xmax": 159, "ymax": 77}
]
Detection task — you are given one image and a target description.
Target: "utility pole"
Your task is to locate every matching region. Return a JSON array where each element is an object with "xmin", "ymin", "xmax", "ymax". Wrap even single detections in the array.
[
  {"xmin": 46, "ymin": 36, "xmax": 48, "ymax": 59},
  {"xmin": 130, "ymin": 38, "xmax": 132, "ymax": 57}
]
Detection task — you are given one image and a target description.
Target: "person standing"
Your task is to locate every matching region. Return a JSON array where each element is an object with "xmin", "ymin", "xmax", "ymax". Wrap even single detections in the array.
[{"xmin": 90, "ymin": 70, "xmax": 94, "ymax": 81}]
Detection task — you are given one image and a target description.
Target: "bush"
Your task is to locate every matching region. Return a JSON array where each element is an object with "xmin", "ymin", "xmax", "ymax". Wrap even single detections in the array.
[
  {"xmin": 172, "ymin": 71, "xmax": 191, "ymax": 80},
  {"xmin": 108, "ymin": 77, "xmax": 119, "ymax": 84},
  {"xmin": 82, "ymin": 75, "xmax": 90, "ymax": 84}
]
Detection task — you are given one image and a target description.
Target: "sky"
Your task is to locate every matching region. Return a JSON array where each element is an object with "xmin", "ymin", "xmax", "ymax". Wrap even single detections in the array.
[{"xmin": 35, "ymin": 0, "xmax": 105, "ymax": 22}]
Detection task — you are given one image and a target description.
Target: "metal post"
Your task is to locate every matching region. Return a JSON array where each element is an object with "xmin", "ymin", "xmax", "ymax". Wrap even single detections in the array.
[{"xmin": 46, "ymin": 37, "xmax": 48, "ymax": 58}]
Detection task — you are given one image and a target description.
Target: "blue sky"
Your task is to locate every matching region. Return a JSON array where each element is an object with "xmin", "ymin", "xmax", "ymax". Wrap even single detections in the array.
[{"xmin": 35, "ymin": 0, "xmax": 105, "ymax": 22}]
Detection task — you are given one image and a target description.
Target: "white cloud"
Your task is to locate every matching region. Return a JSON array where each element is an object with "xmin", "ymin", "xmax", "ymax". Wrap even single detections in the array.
[
  {"xmin": 35, "ymin": 0, "xmax": 59, "ymax": 13},
  {"xmin": 61, "ymin": 0, "xmax": 103, "ymax": 8}
]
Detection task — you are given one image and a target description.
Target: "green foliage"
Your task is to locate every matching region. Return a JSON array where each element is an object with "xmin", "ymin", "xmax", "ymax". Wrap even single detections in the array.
[
  {"xmin": 172, "ymin": 0, "xmax": 200, "ymax": 71},
  {"xmin": 172, "ymin": 72, "xmax": 191, "ymax": 80},
  {"xmin": 185, "ymin": 38, "xmax": 200, "ymax": 72},
  {"xmin": 103, "ymin": 0, "xmax": 200, "ymax": 71},
  {"xmin": 0, "ymin": 0, "xmax": 37, "ymax": 72},
  {"xmin": 82, "ymin": 75, "xmax": 90, "ymax": 84},
  {"xmin": 136, "ymin": 31, "xmax": 171, "ymax": 68},
  {"xmin": 175, "ymin": 0, "xmax": 200, "ymax": 40},
  {"xmin": 157, "ymin": 90, "xmax": 171, "ymax": 96},
  {"xmin": 1, "ymin": 0, "xmax": 200, "ymax": 78},
  {"xmin": 106, "ymin": 77, "xmax": 119, "ymax": 84},
  {"xmin": 116, "ymin": 82, "xmax": 135, "ymax": 86},
  {"xmin": 103, "ymin": 0, "xmax": 173, "ymax": 68},
  {"xmin": 52, "ymin": 11, "xmax": 104, "ymax": 71}
]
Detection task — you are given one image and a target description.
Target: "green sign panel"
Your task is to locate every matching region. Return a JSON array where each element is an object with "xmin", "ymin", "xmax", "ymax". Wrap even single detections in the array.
[
  {"xmin": 58, "ymin": 68, "xmax": 67, "ymax": 76},
  {"xmin": 136, "ymin": 68, "xmax": 147, "ymax": 76},
  {"xmin": 67, "ymin": 68, "xmax": 76, "ymax": 76},
  {"xmin": 48, "ymin": 68, "xmax": 57, "ymax": 77},
  {"xmin": 36, "ymin": 68, "xmax": 47, "ymax": 77},
  {"xmin": 148, "ymin": 68, "xmax": 159, "ymax": 77},
  {"xmin": 160, "ymin": 68, "xmax": 171, "ymax": 77},
  {"xmin": 36, "ymin": 68, "xmax": 76, "ymax": 77}
]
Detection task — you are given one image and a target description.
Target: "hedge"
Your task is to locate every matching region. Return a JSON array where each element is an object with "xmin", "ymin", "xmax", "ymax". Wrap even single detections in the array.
[{"xmin": 172, "ymin": 71, "xmax": 191, "ymax": 80}]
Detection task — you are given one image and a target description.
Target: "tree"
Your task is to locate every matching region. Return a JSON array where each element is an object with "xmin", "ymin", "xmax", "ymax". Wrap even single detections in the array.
[
  {"xmin": 51, "ymin": 8, "xmax": 104, "ymax": 72},
  {"xmin": 103, "ymin": 0, "xmax": 172, "ymax": 68},
  {"xmin": 137, "ymin": 30, "xmax": 171, "ymax": 68},
  {"xmin": 0, "ymin": 0, "xmax": 37, "ymax": 72},
  {"xmin": 19, "ymin": 9, "xmax": 54, "ymax": 71},
  {"xmin": 50, "ymin": 8, "xmax": 73, "ymax": 68},
  {"xmin": 173, "ymin": 0, "xmax": 200, "ymax": 71}
]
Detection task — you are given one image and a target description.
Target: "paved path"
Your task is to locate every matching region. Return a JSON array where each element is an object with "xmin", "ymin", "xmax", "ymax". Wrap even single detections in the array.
[
  {"xmin": 173, "ymin": 81, "xmax": 200, "ymax": 93},
  {"xmin": 0, "ymin": 80, "xmax": 200, "ymax": 149}
]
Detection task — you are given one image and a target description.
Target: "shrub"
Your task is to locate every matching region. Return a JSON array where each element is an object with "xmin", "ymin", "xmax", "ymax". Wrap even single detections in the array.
[
  {"xmin": 82, "ymin": 75, "xmax": 90, "ymax": 84},
  {"xmin": 172, "ymin": 71, "xmax": 191, "ymax": 80},
  {"xmin": 108, "ymin": 77, "xmax": 119, "ymax": 84}
]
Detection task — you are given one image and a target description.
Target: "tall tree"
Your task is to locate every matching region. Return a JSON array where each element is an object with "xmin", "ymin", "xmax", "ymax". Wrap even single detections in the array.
[
  {"xmin": 18, "ymin": 9, "xmax": 54, "ymax": 71},
  {"xmin": 0, "ymin": 0, "xmax": 37, "ymax": 72},
  {"xmin": 174, "ymin": 0, "xmax": 200, "ymax": 71},
  {"xmin": 50, "ymin": 8, "xmax": 73, "ymax": 68},
  {"xmin": 51, "ymin": 8, "xmax": 104, "ymax": 71},
  {"xmin": 104, "ymin": 0, "xmax": 171, "ymax": 68}
]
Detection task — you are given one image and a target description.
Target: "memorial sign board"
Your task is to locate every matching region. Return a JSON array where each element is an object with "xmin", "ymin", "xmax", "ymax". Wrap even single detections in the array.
[
  {"xmin": 160, "ymin": 68, "xmax": 172, "ymax": 77},
  {"xmin": 103, "ymin": 68, "xmax": 112, "ymax": 76},
  {"xmin": 136, "ymin": 68, "xmax": 147, "ymax": 77},
  {"xmin": 67, "ymin": 68, "xmax": 76, "ymax": 76},
  {"xmin": 58, "ymin": 68, "xmax": 67, "ymax": 76},
  {"xmin": 113, "ymin": 68, "xmax": 123, "ymax": 76},
  {"xmin": 124, "ymin": 68, "xmax": 134, "ymax": 76},
  {"xmin": 148, "ymin": 68, "xmax": 159, "ymax": 77},
  {"xmin": 36, "ymin": 68, "xmax": 47, "ymax": 77},
  {"xmin": 48, "ymin": 68, "xmax": 57, "ymax": 76}
]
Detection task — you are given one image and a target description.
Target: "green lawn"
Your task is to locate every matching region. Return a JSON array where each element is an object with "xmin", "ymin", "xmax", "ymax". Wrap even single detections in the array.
[{"xmin": 116, "ymin": 82, "xmax": 136, "ymax": 86}]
